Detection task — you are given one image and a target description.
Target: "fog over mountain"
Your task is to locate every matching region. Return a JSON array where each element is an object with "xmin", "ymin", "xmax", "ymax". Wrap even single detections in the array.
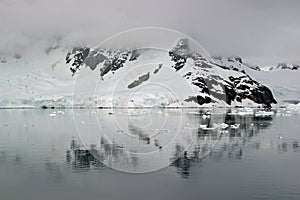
[{"xmin": 0, "ymin": 0, "xmax": 300, "ymax": 66}]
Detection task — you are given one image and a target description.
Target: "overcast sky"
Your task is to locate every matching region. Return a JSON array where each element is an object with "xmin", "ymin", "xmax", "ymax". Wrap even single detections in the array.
[{"xmin": 0, "ymin": 0, "xmax": 299, "ymax": 66}]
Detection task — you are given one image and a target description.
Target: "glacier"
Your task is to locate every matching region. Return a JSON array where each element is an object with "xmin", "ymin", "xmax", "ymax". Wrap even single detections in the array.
[{"xmin": 0, "ymin": 38, "xmax": 298, "ymax": 109}]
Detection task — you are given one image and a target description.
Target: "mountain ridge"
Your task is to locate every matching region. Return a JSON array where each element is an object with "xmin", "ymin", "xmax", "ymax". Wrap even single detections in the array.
[
  {"xmin": 2, "ymin": 38, "xmax": 300, "ymax": 108},
  {"xmin": 65, "ymin": 39, "xmax": 277, "ymax": 107}
]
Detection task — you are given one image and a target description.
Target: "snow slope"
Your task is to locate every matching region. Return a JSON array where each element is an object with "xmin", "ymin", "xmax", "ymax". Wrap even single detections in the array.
[
  {"xmin": 0, "ymin": 38, "xmax": 283, "ymax": 108},
  {"xmin": 209, "ymin": 57, "xmax": 300, "ymax": 105},
  {"xmin": 64, "ymin": 38, "xmax": 276, "ymax": 108}
]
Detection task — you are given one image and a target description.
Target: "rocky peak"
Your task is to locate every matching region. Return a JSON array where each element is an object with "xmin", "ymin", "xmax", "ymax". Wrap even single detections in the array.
[
  {"xmin": 270, "ymin": 63, "xmax": 299, "ymax": 70},
  {"xmin": 65, "ymin": 38, "xmax": 277, "ymax": 107}
]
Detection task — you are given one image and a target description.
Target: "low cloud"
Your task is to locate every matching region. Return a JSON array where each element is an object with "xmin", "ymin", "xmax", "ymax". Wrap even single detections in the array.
[{"xmin": 0, "ymin": 0, "xmax": 299, "ymax": 65}]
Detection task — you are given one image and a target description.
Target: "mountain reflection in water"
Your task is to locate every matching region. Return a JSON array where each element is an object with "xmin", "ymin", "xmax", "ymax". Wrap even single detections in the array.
[
  {"xmin": 66, "ymin": 110, "xmax": 296, "ymax": 178},
  {"xmin": 1, "ymin": 109, "xmax": 300, "ymax": 200}
]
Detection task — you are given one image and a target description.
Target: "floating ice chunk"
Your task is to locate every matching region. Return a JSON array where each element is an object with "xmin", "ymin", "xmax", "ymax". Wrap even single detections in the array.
[
  {"xmin": 201, "ymin": 127, "xmax": 217, "ymax": 131},
  {"xmin": 49, "ymin": 113, "xmax": 56, "ymax": 117},
  {"xmin": 199, "ymin": 124, "xmax": 217, "ymax": 131},
  {"xmin": 255, "ymin": 110, "xmax": 275, "ymax": 117},
  {"xmin": 219, "ymin": 123, "xmax": 229, "ymax": 129},
  {"xmin": 230, "ymin": 124, "xmax": 240, "ymax": 129},
  {"xmin": 230, "ymin": 107, "xmax": 254, "ymax": 116},
  {"xmin": 57, "ymin": 110, "xmax": 65, "ymax": 115},
  {"xmin": 199, "ymin": 124, "xmax": 207, "ymax": 129},
  {"xmin": 238, "ymin": 107, "xmax": 254, "ymax": 116},
  {"xmin": 286, "ymin": 103, "xmax": 300, "ymax": 114},
  {"xmin": 202, "ymin": 114, "xmax": 210, "ymax": 119}
]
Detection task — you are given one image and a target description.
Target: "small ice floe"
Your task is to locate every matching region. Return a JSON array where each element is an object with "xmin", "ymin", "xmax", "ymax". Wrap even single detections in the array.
[
  {"xmin": 221, "ymin": 130, "xmax": 229, "ymax": 134},
  {"xmin": 81, "ymin": 121, "xmax": 85, "ymax": 124},
  {"xmin": 199, "ymin": 124, "xmax": 217, "ymax": 131},
  {"xmin": 255, "ymin": 110, "xmax": 275, "ymax": 117},
  {"xmin": 186, "ymin": 111, "xmax": 201, "ymax": 116},
  {"xmin": 199, "ymin": 124, "xmax": 208, "ymax": 129},
  {"xmin": 202, "ymin": 127, "xmax": 217, "ymax": 131},
  {"xmin": 230, "ymin": 107, "xmax": 254, "ymax": 116},
  {"xmin": 278, "ymin": 136, "xmax": 283, "ymax": 139},
  {"xmin": 230, "ymin": 124, "xmax": 240, "ymax": 129},
  {"xmin": 49, "ymin": 112, "xmax": 56, "ymax": 117},
  {"xmin": 238, "ymin": 107, "xmax": 254, "ymax": 116},
  {"xmin": 219, "ymin": 123, "xmax": 229, "ymax": 129},
  {"xmin": 279, "ymin": 111, "xmax": 292, "ymax": 117},
  {"xmin": 201, "ymin": 123, "xmax": 229, "ymax": 130},
  {"xmin": 202, "ymin": 114, "xmax": 210, "ymax": 119},
  {"xmin": 57, "ymin": 110, "xmax": 65, "ymax": 115}
]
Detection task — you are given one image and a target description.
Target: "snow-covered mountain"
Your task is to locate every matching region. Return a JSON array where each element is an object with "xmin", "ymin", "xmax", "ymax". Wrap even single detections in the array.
[
  {"xmin": 64, "ymin": 39, "xmax": 276, "ymax": 108},
  {"xmin": 207, "ymin": 59, "xmax": 300, "ymax": 105},
  {"xmin": 268, "ymin": 63, "xmax": 299, "ymax": 71},
  {"xmin": 211, "ymin": 56, "xmax": 261, "ymax": 72},
  {"xmin": 2, "ymin": 38, "xmax": 299, "ymax": 108}
]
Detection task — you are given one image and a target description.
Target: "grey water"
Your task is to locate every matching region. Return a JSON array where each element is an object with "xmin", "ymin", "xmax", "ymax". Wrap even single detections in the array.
[{"xmin": 0, "ymin": 109, "xmax": 300, "ymax": 200}]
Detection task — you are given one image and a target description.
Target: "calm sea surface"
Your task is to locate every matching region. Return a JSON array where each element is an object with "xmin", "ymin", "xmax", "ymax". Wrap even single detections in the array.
[{"xmin": 0, "ymin": 109, "xmax": 299, "ymax": 200}]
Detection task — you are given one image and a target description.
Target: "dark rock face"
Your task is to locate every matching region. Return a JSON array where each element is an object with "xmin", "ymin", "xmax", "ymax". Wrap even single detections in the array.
[
  {"xmin": 66, "ymin": 47, "xmax": 90, "ymax": 74},
  {"xmin": 190, "ymin": 77, "xmax": 210, "ymax": 94},
  {"xmin": 247, "ymin": 65, "xmax": 261, "ymax": 71},
  {"xmin": 66, "ymin": 47, "xmax": 138, "ymax": 76},
  {"xmin": 250, "ymin": 85, "xmax": 277, "ymax": 107},
  {"xmin": 153, "ymin": 64, "xmax": 163, "ymax": 74},
  {"xmin": 100, "ymin": 60, "xmax": 112, "ymax": 77},
  {"xmin": 169, "ymin": 52, "xmax": 187, "ymax": 71},
  {"xmin": 185, "ymin": 95, "xmax": 212, "ymax": 105},
  {"xmin": 292, "ymin": 65, "xmax": 299, "ymax": 70},
  {"xmin": 234, "ymin": 57, "xmax": 243, "ymax": 63},
  {"xmin": 84, "ymin": 50, "xmax": 106, "ymax": 70},
  {"xmin": 223, "ymin": 84, "xmax": 237, "ymax": 105},
  {"xmin": 229, "ymin": 75, "xmax": 277, "ymax": 107},
  {"xmin": 100, "ymin": 51, "xmax": 129, "ymax": 76},
  {"xmin": 169, "ymin": 38, "xmax": 191, "ymax": 71},
  {"xmin": 128, "ymin": 73, "xmax": 150, "ymax": 89},
  {"xmin": 129, "ymin": 49, "xmax": 143, "ymax": 61},
  {"xmin": 168, "ymin": 40, "xmax": 276, "ymax": 107},
  {"xmin": 283, "ymin": 100, "xmax": 300, "ymax": 104},
  {"xmin": 111, "ymin": 52, "xmax": 129, "ymax": 71},
  {"xmin": 66, "ymin": 39, "xmax": 277, "ymax": 107},
  {"xmin": 270, "ymin": 63, "xmax": 300, "ymax": 71}
]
